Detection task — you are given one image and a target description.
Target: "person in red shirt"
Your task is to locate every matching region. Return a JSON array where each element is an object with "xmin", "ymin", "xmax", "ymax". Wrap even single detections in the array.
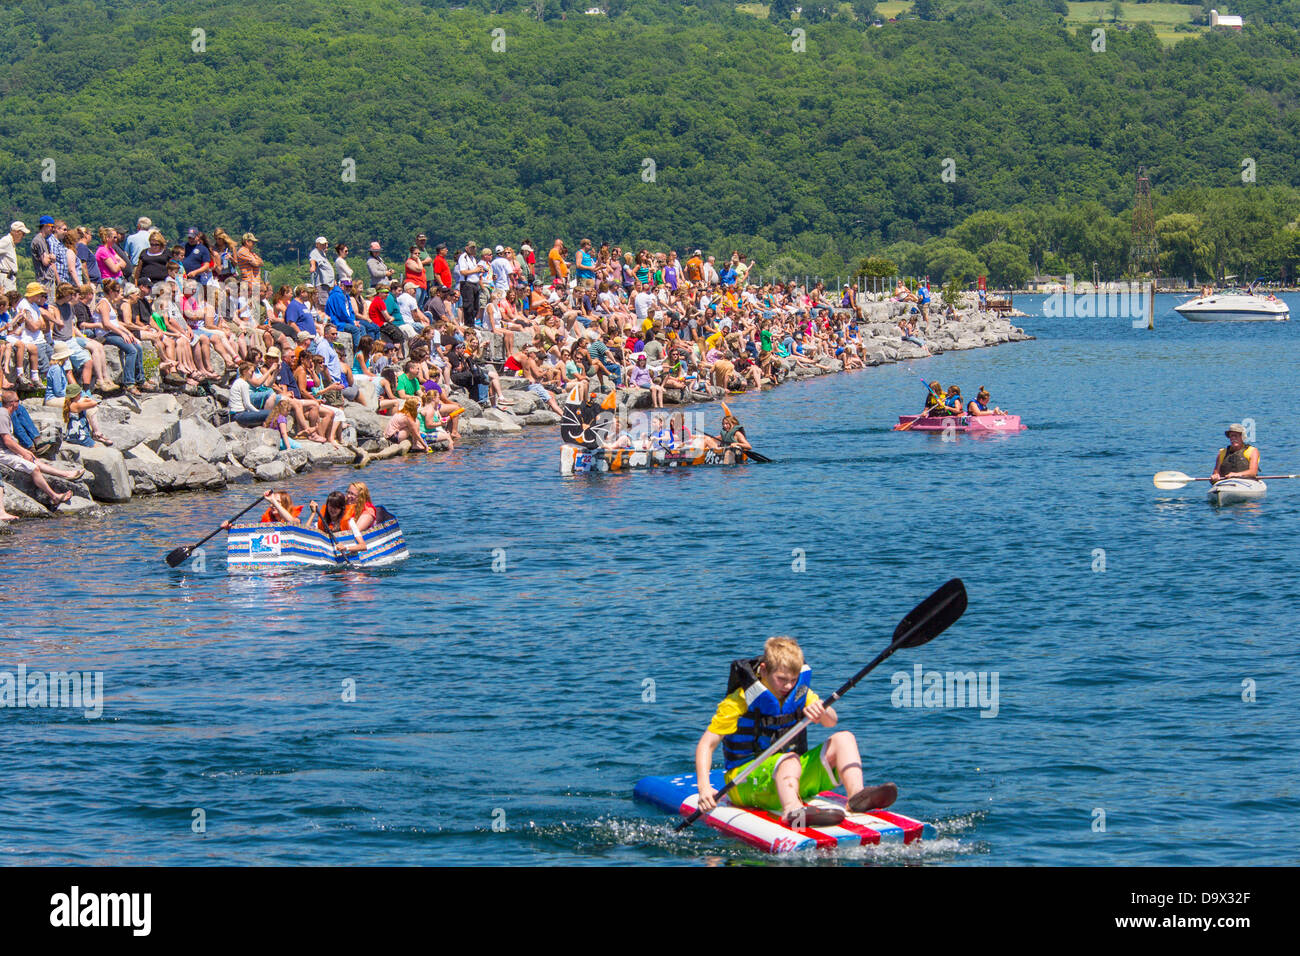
[{"xmin": 432, "ymin": 243, "xmax": 453, "ymax": 292}]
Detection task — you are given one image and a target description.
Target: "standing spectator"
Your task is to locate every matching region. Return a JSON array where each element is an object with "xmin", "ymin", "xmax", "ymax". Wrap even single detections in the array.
[
  {"xmin": 685, "ymin": 249, "xmax": 704, "ymax": 283},
  {"xmin": 94, "ymin": 228, "xmax": 127, "ymax": 286},
  {"xmin": 366, "ymin": 241, "xmax": 392, "ymax": 288},
  {"xmin": 432, "ymin": 242, "xmax": 453, "ymax": 292},
  {"xmin": 702, "ymin": 256, "xmax": 722, "ymax": 286},
  {"xmin": 575, "ymin": 238, "xmax": 597, "ymax": 290},
  {"xmin": 548, "ymin": 238, "xmax": 569, "ymax": 286},
  {"xmin": 333, "ymin": 242, "xmax": 353, "ymax": 288},
  {"xmin": 309, "ymin": 236, "xmax": 334, "ymax": 306},
  {"xmin": 31, "ymin": 216, "xmax": 57, "ymax": 288},
  {"xmin": 519, "ymin": 240, "xmax": 536, "ymax": 288},
  {"xmin": 183, "ymin": 229, "xmax": 214, "ymax": 286},
  {"xmin": 0, "ymin": 221, "xmax": 28, "ymax": 294},
  {"xmin": 125, "ymin": 216, "xmax": 153, "ymax": 265},
  {"xmin": 457, "ymin": 241, "xmax": 485, "ymax": 328},
  {"xmin": 235, "ymin": 232, "xmax": 263, "ymax": 301},
  {"xmin": 410, "ymin": 234, "xmax": 433, "ymax": 307},
  {"xmin": 404, "ymin": 244, "xmax": 428, "ymax": 309}
]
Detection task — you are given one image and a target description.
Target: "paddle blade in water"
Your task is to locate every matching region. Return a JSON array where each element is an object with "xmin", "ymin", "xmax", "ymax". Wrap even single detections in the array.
[
  {"xmin": 1153, "ymin": 470, "xmax": 1193, "ymax": 489},
  {"xmin": 164, "ymin": 546, "xmax": 192, "ymax": 568},
  {"xmin": 893, "ymin": 578, "xmax": 967, "ymax": 649}
]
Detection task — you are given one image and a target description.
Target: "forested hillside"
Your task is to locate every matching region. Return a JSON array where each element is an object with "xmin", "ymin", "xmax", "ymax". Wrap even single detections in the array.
[{"xmin": 2, "ymin": 0, "xmax": 1298, "ymax": 283}]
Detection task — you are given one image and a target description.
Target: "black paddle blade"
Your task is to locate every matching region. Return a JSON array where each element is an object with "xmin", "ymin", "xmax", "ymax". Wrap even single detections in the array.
[
  {"xmin": 745, "ymin": 450, "xmax": 774, "ymax": 463},
  {"xmin": 164, "ymin": 546, "xmax": 192, "ymax": 568},
  {"xmin": 892, "ymin": 578, "xmax": 967, "ymax": 649}
]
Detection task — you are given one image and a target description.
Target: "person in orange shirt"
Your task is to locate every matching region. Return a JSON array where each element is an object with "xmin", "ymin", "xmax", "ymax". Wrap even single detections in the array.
[
  {"xmin": 548, "ymin": 239, "xmax": 569, "ymax": 286},
  {"xmin": 339, "ymin": 481, "xmax": 378, "ymax": 552},
  {"xmin": 235, "ymin": 233, "xmax": 264, "ymax": 302},
  {"xmin": 259, "ymin": 489, "xmax": 304, "ymax": 524},
  {"xmin": 685, "ymin": 249, "xmax": 704, "ymax": 283}
]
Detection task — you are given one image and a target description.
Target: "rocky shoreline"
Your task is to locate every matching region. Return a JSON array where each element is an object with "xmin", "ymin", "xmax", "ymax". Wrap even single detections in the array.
[{"xmin": 1, "ymin": 303, "xmax": 1031, "ymax": 524}]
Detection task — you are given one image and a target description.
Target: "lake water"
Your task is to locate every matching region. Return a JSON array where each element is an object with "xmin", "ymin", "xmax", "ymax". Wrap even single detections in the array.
[{"xmin": 3, "ymin": 293, "xmax": 1298, "ymax": 866}]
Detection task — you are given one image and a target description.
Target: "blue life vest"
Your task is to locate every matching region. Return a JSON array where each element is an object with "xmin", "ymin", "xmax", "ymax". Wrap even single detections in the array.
[{"xmin": 721, "ymin": 658, "xmax": 811, "ymax": 771}]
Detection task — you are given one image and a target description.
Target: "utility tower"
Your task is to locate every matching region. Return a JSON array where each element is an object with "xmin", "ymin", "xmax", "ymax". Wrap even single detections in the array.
[{"xmin": 1130, "ymin": 166, "xmax": 1159, "ymax": 280}]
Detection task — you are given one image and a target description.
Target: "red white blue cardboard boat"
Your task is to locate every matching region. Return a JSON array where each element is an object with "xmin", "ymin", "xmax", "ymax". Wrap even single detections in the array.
[
  {"xmin": 226, "ymin": 518, "xmax": 408, "ymax": 570},
  {"xmin": 634, "ymin": 771, "xmax": 933, "ymax": 854}
]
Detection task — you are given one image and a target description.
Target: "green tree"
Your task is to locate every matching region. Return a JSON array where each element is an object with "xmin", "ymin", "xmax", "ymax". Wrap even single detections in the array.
[{"xmin": 978, "ymin": 241, "xmax": 1032, "ymax": 288}]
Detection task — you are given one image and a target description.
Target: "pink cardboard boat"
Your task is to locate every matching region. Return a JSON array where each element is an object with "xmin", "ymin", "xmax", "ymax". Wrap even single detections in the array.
[{"xmin": 895, "ymin": 414, "xmax": 1026, "ymax": 433}]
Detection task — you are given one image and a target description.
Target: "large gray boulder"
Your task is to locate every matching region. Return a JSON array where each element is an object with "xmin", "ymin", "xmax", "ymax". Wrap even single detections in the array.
[
  {"xmin": 347, "ymin": 406, "xmax": 388, "ymax": 441},
  {"xmin": 300, "ymin": 442, "xmax": 356, "ymax": 467},
  {"xmin": 63, "ymin": 445, "xmax": 133, "ymax": 502},
  {"xmin": 254, "ymin": 460, "xmax": 294, "ymax": 482},
  {"xmin": 468, "ymin": 414, "xmax": 522, "ymax": 434},
  {"xmin": 161, "ymin": 417, "xmax": 229, "ymax": 463},
  {"xmin": 126, "ymin": 459, "xmax": 225, "ymax": 495},
  {"xmin": 242, "ymin": 444, "xmax": 280, "ymax": 469},
  {"xmin": 2, "ymin": 482, "xmax": 53, "ymax": 519},
  {"xmin": 277, "ymin": 447, "xmax": 311, "ymax": 472},
  {"xmin": 99, "ymin": 414, "xmax": 175, "ymax": 452},
  {"xmin": 498, "ymin": 374, "xmax": 530, "ymax": 392},
  {"xmin": 502, "ymin": 389, "xmax": 540, "ymax": 415}
]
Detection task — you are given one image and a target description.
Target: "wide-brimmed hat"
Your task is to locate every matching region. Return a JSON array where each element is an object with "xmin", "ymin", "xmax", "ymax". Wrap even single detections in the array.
[
  {"xmin": 266, "ymin": 346, "xmax": 282, "ymax": 358},
  {"xmin": 24, "ymin": 282, "xmax": 47, "ymax": 297},
  {"xmin": 50, "ymin": 340, "xmax": 75, "ymax": 363}
]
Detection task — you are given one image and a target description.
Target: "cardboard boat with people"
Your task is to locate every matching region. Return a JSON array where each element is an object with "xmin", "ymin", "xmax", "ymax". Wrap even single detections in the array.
[
  {"xmin": 226, "ymin": 514, "xmax": 408, "ymax": 570},
  {"xmin": 558, "ymin": 397, "xmax": 762, "ymax": 476}
]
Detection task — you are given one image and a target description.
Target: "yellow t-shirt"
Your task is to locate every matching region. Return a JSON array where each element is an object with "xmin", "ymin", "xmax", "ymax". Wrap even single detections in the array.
[{"xmin": 707, "ymin": 686, "xmax": 820, "ymax": 736}]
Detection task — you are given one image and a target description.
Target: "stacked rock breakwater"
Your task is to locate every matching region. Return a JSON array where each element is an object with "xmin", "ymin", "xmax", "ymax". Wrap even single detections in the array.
[{"xmin": 1, "ymin": 306, "xmax": 1030, "ymax": 523}]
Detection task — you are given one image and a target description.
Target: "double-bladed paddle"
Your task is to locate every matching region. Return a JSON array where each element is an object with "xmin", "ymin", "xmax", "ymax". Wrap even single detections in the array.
[
  {"xmin": 1153, "ymin": 470, "xmax": 1298, "ymax": 490},
  {"xmin": 675, "ymin": 577, "xmax": 968, "ymax": 832},
  {"xmin": 163, "ymin": 497, "xmax": 264, "ymax": 567}
]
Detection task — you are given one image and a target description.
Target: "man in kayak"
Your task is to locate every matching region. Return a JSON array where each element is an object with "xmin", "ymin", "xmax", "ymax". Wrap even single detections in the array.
[
  {"xmin": 1210, "ymin": 423, "xmax": 1259, "ymax": 482},
  {"xmin": 694, "ymin": 637, "xmax": 897, "ymax": 828},
  {"xmin": 700, "ymin": 411, "xmax": 752, "ymax": 463}
]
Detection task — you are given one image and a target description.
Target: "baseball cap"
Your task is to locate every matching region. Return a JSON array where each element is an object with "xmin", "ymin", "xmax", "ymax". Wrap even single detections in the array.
[
  {"xmin": 494, "ymin": 245, "xmax": 504, "ymax": 253},
  {"xmin": 242, "ymin": 232, "xmax": 258, "ymax": 242},
  {"xmin": 316, "ymin": 236, "xmax": 328, "ymax": 245},
  {"xmin": 340, "ymin": 277, "xmax": 353, "ymax": 286},
  {"xmin": 187, "ymin": 227, "xmax": 198, "ymax": 238},
  {"xmin": 1225, "ymin": 423, "xmax": 1247, "ymax": 436},
  {"xmin": 39, "ymin": 215, "xmax": 55, "ymax": 226},
  {"xmin": 10, "ymin": 220, "xmax": 29, "ymax": 233}
]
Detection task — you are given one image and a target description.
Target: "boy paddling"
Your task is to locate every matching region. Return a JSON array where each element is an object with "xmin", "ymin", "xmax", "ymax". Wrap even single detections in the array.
[{"xmin": 694, "ymin": 637, "xmax": 897, "ymax": 828}]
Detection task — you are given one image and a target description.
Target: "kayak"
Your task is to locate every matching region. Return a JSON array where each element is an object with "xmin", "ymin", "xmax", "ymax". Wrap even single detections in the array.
[
  {"xmin": 226, "ymin": 517, "xmax": 409, "ymax": 570},
  {"xmin": 560, "ymin": 443, "xmax": 750, "ymax": 476},
  {"xmin": 895, "ymin": 414, "xmax": 1026, "ymax": 433},
  {"xmin": 634, "ymin": 771, "xmax": 932, "ymax": 854},
  {"xmin": 1207, "ymin": 478, "xmax": 1266, "ymax": 506}
]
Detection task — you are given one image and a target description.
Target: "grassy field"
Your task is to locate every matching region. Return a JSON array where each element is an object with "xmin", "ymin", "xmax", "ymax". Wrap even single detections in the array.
[
  {"xmin": 1065, "ymin": 1, "xmax": 1209, "ymax": 44},
  {"xmin": 735, "ymin": 2, "xmax": 911, "ymax": 20}
]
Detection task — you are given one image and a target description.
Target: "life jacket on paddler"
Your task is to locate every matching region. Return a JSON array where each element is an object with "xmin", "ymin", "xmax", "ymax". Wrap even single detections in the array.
[
  {"xmin": 721, "ymin": 658, "xmax": 811, "ymax": 771},
  {"xmin": 1216, "ymin": 444, "xmax": 1256, "ymax": 475}
]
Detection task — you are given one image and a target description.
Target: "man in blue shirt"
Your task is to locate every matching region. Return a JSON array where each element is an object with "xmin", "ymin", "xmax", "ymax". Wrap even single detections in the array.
[
  {"xmin": 285, "ymin": 286, "xmax": 317, "ymax": 337},
  {"xmin": 326, "ymin": 278, "xmax": 373, "ymax": 348}
]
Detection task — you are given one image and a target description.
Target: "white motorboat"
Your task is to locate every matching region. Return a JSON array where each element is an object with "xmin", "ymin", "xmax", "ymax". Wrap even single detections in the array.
[
  {"xmin": 1174, "ymin": 291, "xmax": 1289, "ymax": 322},
  {"xmin": 1207, "ymin": 478, "xmax": 1267, "ymax": 506}
]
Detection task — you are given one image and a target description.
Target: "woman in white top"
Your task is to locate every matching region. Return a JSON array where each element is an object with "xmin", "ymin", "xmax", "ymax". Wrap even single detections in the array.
[{"xmin": 333, "ymin": 243, "xmax": 353, "ymax": 285}]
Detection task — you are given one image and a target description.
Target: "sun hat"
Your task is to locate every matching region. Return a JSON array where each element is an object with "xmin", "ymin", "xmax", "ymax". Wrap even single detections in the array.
[
  {"xmin": 266, "ymin": 346, "xmax": 282, "ymax": 358},
  {"xmin": 50, "ymin": 340, "xmax": 74, "ymax": 363},
  {"xmin": 24, "ymin": 282, "xmax": 47, "ymax": 297}
]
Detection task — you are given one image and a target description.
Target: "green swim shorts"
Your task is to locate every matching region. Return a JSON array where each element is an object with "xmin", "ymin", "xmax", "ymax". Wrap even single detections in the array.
[{"xmin": 728, "ymin": 744, "xmax": 838, "ymax": 812}]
